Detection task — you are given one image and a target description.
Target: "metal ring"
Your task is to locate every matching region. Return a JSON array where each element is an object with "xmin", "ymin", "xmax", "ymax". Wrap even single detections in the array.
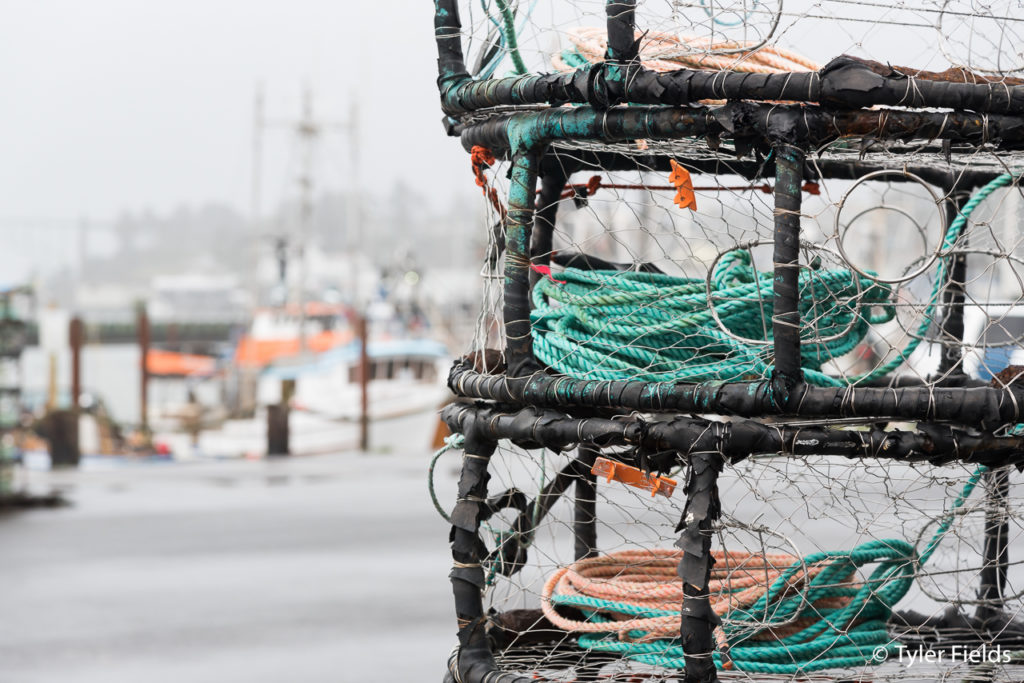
[
  {"xmin": 834, "ymin": 169, "xmax": 945, "ymax": 285},
  {"xmin": 937, "ymin": 0, "xmax": 1024, "ymax": 75},
  {"xmin": 914, "ymin": 499, "xmax": 1024, "ymax": 605},
  {"xmin": 699, "ymin": 0, "xmax": 759, "ymax": 26},
  {"xmin": 842, "ymin": 205, "xmax": 930, "ymax": 264},
  {"xmin": 714, "ymin": 515, "xmax": 809, "ymax": 630},
  {"xmin": 888, "ymin": 249, "xmax": 1024, "ymax": 347},
  {"xmin": 704, "ymin": 239, "xmax": 864, "ymax": 346},
  {"xmin": 659, "ymin": 0, "xmax": 783, "ymax": 56}
]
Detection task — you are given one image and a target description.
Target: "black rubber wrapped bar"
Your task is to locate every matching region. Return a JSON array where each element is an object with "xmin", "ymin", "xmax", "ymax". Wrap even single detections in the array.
[
  {"xmin": 458, "ymin": 103, "xmax": 1024, "ymax": 156},
  {"xmin": 447, "ymin": 362, "xmax": 1024, "ymax": 429},
  {"xmin": 678, "ymin": 451, "xmax": 723, "ymax": 683},
  {"xmin": 438, "ymin": 403, "xmax": 1024, "ymax": 467},
  {"xmin": 431, "ymin": 2, "xmax": 1024, "ymax": 121},
  {"xmin": 977, "ymin": 467, "xmax": 1012, "ymax": 625},
  {"xmin": 504, "ymin": 150, "xmax": 544, "ymax": 375},
  {"xmin": 434, "ymin": 0, "xmax": 470, "ymax": 99},
  {"xmin": 447, "ymin": 418, "xmax": 517, "ymax": 682},
  {"xmin": 573, "ymin": 446, "xmax": 599, "ymax": 561},
  {"xmin": 529, "ymin": 169, "xmax": 569, "ymax": 288},
  {"xmin": 538, "ymin": 147, "xmax": 1006, "ymax": 190},
  {"xmin": 604, "ymin": 0, "xmax": 638, "ymax": 104},
  {"xmin": 770, "ymin": 145, "xmax": 805, "ymax": 405}
]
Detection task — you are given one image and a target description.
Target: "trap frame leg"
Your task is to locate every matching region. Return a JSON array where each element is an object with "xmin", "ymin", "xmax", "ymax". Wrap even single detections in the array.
[
  {"xmin": 573, "ymin": 445, "xmax": 599, "ymax": 561},
  {"xmin": 447, "ymin": 426, "xmax": 510, "ymax": 683},
  {"xmin": 503, "ymin": 149, "xmax": 543, "ymax": 377},
  {"xmin": 679, "ymin": 451, "xmax": 724, "ymax": 683},
  {"xmin": 938, "ymin": 189, "xmax": 972, "ymax": 377},
  {"xmin": 530, "ymin": 168, "xmax": 569, "ymax": 289},
  {"xmin": 977, "ymin": 466, "xmax": 1011, "ymax": 626}
]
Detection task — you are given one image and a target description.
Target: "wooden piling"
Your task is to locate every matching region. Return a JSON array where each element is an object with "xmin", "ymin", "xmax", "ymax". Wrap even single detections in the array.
[
  {"xmin": 69, "ymin": 317, "xmax": 83, "ymax": 416},
  {"xmin": 358, "ymin": 314, "xmax": 370, "ymax": 451},
  {"xmin": 47, "ymin": 410, "xmax": 80, "ymax": 468},
  {"xmin": 137, "ymin": 304, "xmax": 150, "ymax": 439},
  {"xmin": 267, "ymin": 403, "xmax": 290, "ymax": 456}
]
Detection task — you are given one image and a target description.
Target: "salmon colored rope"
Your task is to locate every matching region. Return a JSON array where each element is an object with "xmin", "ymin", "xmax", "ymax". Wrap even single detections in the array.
[
  {"xmin": 540, "ymin": 548, "xmax": 848, "ymax": 644},
  {"xmin": 552, "ymin": 27, "xmax": 820, "ymax": 74}
]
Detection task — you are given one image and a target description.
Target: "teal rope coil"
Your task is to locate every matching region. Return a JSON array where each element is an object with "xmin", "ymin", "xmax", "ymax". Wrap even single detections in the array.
[
  {"xmin": 531, "ymin": 173, "xmax": 1017, "ymax": 387},
  {"xmin": 552, "ymin": 466, "xmax": 990, "ymax": 674},
  {"xmin": 428, "ymin": 433, "xmax": 465, "ymax": 524},
  {"xmin": 494, "ymin": 0, "xmax": 528, "ymax": 75},
  {"xmin": 532, "ymin": 253, "xmax": 894, "ymax": 387}
]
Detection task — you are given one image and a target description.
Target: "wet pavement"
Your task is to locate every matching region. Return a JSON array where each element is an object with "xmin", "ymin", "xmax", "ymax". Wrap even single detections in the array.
[{"xmin": 0, "ymin": 413, "xmax": 458, "ymax": 682}]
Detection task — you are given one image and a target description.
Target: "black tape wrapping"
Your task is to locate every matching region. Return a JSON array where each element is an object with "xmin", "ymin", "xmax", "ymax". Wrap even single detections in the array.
[
  {"xmin": 465, "ymin": 123, "xmax": 1008, "ymax": 191},
  {"xmin": 530, "ymin": 170, "xmax": 570, "ymax": 288},
  {"xmin": 442, "ymin": 402, "xmax": 1024, "ymax": 470},
  {"xmin": 457, "ymin": 103, "xmax": 1024, "ymax": 165},
  {"xmin": 448, "ymin": 361, "xmax": 1024, "ymax": 431},
  {"xmin": 436, "ymin": 15, "xmax": 1024, "ymax": 117},
  {"xmin": 677, "ymin": 452, "xmax": 724, "ymax": 683},
  {"xmin": 448, "ymin": 413, "xmax": 499, "ymax": 681}
]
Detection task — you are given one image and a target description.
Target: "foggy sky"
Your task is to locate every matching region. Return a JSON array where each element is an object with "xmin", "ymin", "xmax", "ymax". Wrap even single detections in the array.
[
  {"xmin": 0, "ymin": 1, "xmax": 466, "ymax": 245},
  {"xmin": 1, "ymin": 0, "xmax": 1004, "ymax": 284}
]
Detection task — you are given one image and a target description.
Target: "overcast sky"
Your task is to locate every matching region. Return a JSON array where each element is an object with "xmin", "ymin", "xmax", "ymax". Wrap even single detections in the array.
[
  {"xmin": 0, "ymin": 1, "xmax": 467, "ymax": 226},
  {"xmin": 1, "ymin": 1, "xmax": 1008, "ymax": 284}
]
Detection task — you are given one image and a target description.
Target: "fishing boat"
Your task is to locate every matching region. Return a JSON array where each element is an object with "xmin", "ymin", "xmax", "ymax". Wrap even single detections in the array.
[{"xmin": 240, "ymin": 302, "xmax": 450, "ymax": 421}]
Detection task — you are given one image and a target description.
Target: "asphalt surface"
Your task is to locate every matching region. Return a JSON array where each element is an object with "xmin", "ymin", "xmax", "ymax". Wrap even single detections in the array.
[{"xmin": 0, "ymin": 413, "xmax": 457, "ymax": 683}]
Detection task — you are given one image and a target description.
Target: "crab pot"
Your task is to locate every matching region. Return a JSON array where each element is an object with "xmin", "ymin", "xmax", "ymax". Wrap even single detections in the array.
[{"xmin": 432, "ymin": 0, "xmax": 1024, "ymax": 680}]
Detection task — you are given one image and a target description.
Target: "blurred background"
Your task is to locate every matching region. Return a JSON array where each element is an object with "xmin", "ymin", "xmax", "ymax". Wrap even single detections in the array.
[{"xmin": 0, "ymin": 2, "xmax": 477, "ymax": 681}]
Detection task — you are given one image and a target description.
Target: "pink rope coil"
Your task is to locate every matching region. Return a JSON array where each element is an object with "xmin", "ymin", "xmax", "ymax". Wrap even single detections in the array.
[
  {"xmin": 552, "ymin": 27, "xmax": 820, "ymax": 74},
  {"xmin": 541, "ymin": 548, "xmax": 853, "ymax": 645}
]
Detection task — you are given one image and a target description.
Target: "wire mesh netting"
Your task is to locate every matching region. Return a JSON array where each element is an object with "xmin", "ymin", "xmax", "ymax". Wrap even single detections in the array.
[
  {"xmin": 430, "ymin": 441, "xmax": 1024, "ymax": 680},
  {"xmin": 435, "ymin": 0, "xmax": 1024, "ymax": 681},
  {"xmin": 471, "ymin": 151, "xmax": 1024, "ymax": 389},
  {"xmin": 456, "ymin": 0, "xmax": 1024, "ymax": 81}
]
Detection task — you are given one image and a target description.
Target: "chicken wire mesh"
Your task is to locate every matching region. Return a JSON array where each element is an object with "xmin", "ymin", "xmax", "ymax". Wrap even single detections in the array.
[
  {"xmin": 434, "ymin": 0, "xmax": 1024, "ymax": 680},
  {"xmin": 455, "ymin": 0, "xmax": 1024, "ymax": 82},
  {"xmin": 430, "ymin": 440, "xmax": 1024, "ymax": 681},
  {"xmin": 470, "ymin": 150, "xmax": 1024, "ymax": 389}
]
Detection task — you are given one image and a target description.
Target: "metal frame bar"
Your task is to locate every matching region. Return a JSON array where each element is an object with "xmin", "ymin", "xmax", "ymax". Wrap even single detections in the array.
[
  {"xmin": 433, "ymin": 0, "xmax": 1024, "ymax": 118},
  {"xmin": 573, "ymin": 445, "xmax": 599, "ymax": 561},
  {"xmin": 770, "ymin": 145, "xmax": 805, "ymax": 405},
  {"xmin": 503, "ymin": 150, "xmax": 544, "ymax": 375},
  {"xmin": 439, "ymin": 404, "xmax": 1024, "ymax": 467},
  {"xmin": 679, "ymin": 451, "xmax": 723, "ymax": 683}
]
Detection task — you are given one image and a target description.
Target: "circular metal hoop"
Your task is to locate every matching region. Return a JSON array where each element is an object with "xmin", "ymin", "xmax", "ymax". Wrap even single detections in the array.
[
  {"xmin": 660, "ymin": 0, "xmax": 783, "ymax": 56},
  {"xmin": 714, "ymin": 516, "xmax": 810, "ymax": 631},
  {"xmin": 889, "ymin": 249, "xmax": 1024, "ymax": 346},
  {"xmin": 938, "ymin": 0, "xmax": 1024, "ymax": 75},
  {"xmin": 700, "ymin": 0, "xmax": 759, "ymax": 27},
  {"xmin": 914, "ymin": 501, "xmax": 1024, "ymax": 606},
  {"xmin": 834, "ymin": 169, "xmax": 946, "ymax": 285},
  {"xmin": 705, "ymin": 239, "xmax": 863, "ymax": 346}
]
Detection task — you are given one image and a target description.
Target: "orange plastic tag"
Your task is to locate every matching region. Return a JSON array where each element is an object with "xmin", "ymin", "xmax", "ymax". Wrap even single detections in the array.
[
  {"xmin": 669, "ymin": 159, "xmax": 697, "ymax": 212},
  {"xmin": 591, "ymin": 457, "xmax": 677, "ymax": 498}
]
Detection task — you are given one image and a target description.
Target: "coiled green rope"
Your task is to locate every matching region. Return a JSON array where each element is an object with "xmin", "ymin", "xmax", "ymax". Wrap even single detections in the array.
[
  {"xmin": 532, "ymin": 255, "xmax": 894, "ymax": 387},
  {"xmin": 531, "ymin": 173, "xmax": 1017, "ymax": 388},
  {"xmin": 557, "ymin": 466, "xmax": 989, "ymax": 674}
]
